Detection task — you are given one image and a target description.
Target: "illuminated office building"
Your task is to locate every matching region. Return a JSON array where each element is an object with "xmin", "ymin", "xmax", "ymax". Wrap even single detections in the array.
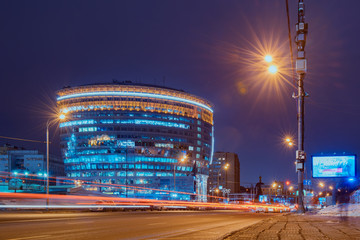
[{"xmin": 57, "ymin": 82, "xmax": 214, "ymax": 201}]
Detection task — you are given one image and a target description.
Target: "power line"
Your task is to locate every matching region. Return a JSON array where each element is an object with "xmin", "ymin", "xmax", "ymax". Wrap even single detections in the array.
[{"xmin": 0, "ymin": 135, "xmax": 47, "ymax": 144}]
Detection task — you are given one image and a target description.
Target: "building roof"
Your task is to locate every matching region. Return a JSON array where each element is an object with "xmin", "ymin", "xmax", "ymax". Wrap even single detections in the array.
[{"xmin": 62, "ymin": 80, "xmax": 186, "ymax": 93}]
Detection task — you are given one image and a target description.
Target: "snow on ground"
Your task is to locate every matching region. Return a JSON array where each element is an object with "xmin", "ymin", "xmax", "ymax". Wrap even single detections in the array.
[{"xmin": 318, "ymin": 204, "xmax": 360, "ymax": 217}]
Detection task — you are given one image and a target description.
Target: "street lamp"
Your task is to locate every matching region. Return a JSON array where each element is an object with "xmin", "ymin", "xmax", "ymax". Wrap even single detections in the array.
[
  {"xmin": 173, "ymin": 156, "xmax": 186, "ymax": 196},
  {"xmin": 259, "ymin": 1, "xmax": 309, "ymax": 213},
  {"xmin": 268, "ymin": 65, "xmax": 278, "ymax": 74},
  {"xmin": 284, "ymin": 137, "xmax": 295, "ymax": 147},
  {"xmin": 46, "ymin": 112, "xmax": 66, "ymax": 208},
  {"xmin": 264, "ymin": 55, "xmax": 273, "ymax": 63},
  {"xmin": 139, "ymin": 179, "xmax": 145, "ymax": 197},
  {"xmin": 217, "ymin": 163, "xmax": 230, "ymax": 190}
]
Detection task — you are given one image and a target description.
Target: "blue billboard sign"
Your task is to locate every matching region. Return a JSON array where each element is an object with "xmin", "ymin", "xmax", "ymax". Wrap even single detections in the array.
[{"xmin": 312, "ymin": 155, "xmax": 356, "ymax": 178}]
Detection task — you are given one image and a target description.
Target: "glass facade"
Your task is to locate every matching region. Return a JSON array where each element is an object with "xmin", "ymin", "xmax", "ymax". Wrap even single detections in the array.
[{"xmin": 57, "ymin": 83, "xmax": 214, "ymax": 201}]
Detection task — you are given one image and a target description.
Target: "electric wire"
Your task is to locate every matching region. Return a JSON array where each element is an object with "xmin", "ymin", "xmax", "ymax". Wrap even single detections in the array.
[{"xmin": 0, "ymin": 135, "xmax": 47, "ymax": 144}]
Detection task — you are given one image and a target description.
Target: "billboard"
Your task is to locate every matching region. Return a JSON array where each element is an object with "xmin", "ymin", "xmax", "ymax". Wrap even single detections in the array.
[{"xmin": 312, "ymin": 155, "xmax": 356, "ymax": 178}]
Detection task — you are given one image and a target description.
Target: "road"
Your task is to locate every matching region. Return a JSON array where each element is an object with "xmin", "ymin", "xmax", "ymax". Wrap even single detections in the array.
[{"xmin": 0, "ymin": 210, "xmax": 275, "ymax": 240}]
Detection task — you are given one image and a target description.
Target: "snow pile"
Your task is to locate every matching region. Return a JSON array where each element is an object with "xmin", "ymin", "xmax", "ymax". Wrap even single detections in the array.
[{"xmin": 318, "ymin": 204, "xmax": 360, "ymax": 217}]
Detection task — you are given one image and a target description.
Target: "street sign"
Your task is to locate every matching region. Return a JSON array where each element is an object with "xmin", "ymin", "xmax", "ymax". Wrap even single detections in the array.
[{"xmin": 303, "ymin": 179, "xmax": 311, "ymax": 186}]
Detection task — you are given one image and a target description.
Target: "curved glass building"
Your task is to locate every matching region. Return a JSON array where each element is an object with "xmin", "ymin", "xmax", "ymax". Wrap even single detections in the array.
[{"xmin": 57, "ymin": 82, "xmax": 214, "ymax": 201}]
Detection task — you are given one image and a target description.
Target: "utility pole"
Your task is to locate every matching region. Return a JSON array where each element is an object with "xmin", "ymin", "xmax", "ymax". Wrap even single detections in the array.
[
  {"xmin": 46, "ymin": 120, "xmax": 50, "ymax": 210},
  {"xmin": 294, "ymin": 0, "xmax": 308, "ymax": 213}
]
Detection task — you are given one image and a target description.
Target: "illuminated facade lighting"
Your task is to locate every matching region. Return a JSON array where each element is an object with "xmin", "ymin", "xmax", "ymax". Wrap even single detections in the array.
[
  {"xmin": 57, "ymin": 82, "xmax": 214, "ymax": 201},
  {"xmin": 57, "ymin": 91, "xmax": 213, "ymax": 113}
]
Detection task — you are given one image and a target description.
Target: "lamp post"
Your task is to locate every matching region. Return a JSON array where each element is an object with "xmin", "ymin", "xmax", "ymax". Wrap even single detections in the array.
[
  {"xmin": 224, "ymin": 163, "xmax": 229, "ymax": 190},
  {"xmin": 46, "ymin": 120, "xmax": 50, "ymax": 209},
  {"xmin": 294, "ymin": 0, "xmax": 308, "ymax": 214},
  {"xmin": 272, "ymin": 182, "xmax": 277, "ymax": 203},
  {"xmin": 217, "ymin": 163, "xmax": 229, "ymax": 202},
  {"xmin": 139, "ymin": 179, "xmax": 145, "ymax": 197},
  {"xmin": 215, "ymin": 188, "xmax": 220, "ymax": 202},
  {"xmin": 261, "ymin": 0, "xmax": 308, "ymax": 213},
  {"xmin": 46, "ymin": 113, "xmax": 66, "ymax": 209},
  {"xmin": 173, "ymin": 156, "xmax": 186, "ymax": 196}
]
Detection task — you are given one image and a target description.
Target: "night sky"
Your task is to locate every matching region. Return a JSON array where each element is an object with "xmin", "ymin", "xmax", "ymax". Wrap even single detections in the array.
[{"xmin": 1, "ymin": 0, "xmax": 359, "ymax": 185}]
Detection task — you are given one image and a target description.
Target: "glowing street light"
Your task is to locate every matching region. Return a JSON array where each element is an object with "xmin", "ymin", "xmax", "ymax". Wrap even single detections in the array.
[
  {"xmin": 264, "ymin": 55, "xmax": 273, "ymax": 63},
  {"xmin": 329, "ymin": 186, "xmax": 333, "ymax": 190},
  {"xmin": 268, "ymin": 65, "xmax": 278, "ymax": 74},
  {"xmin": 284, "ymin": 137, "xmax": 295, "ymax": 148},
  {"xmin": 319, "ymin": 182, "xmax": 325, "ymax": 188}
]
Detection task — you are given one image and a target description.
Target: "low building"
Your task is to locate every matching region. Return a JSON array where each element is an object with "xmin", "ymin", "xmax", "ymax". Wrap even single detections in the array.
[{"xmin": 0, "ymin": 145, "xmax": 65, "ymax": 177}]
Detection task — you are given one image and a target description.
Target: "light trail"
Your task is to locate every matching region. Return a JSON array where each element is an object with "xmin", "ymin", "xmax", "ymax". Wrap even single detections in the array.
[
  {"xmin": 1, "ymin": 172, "xmax": 290, "ymax": 211},
  {"xmin": 0, "ymin": 172, "xmax": 227, "ymax": 201},
  {"xmin": 0, "ymin": 192, "xmax": 290, "ymax": 212},
  {"xmin": 0, "ymin": 205, "xmax": 151, "ymax": 209},
  {"xmin": 0, "ymin": 135, "xmax": 46, "ymax": 143}
]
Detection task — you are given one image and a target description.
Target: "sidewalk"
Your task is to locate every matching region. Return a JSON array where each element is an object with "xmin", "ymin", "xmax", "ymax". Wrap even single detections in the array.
[{"xmin": 224, "ymin": 213, "xmax": 360, "ymax": 240}]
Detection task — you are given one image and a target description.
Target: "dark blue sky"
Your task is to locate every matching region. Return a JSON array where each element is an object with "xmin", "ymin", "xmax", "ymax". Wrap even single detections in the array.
[{"xmin": 1, "ymin": 0, "xmax": 359, "ymax": 184}]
